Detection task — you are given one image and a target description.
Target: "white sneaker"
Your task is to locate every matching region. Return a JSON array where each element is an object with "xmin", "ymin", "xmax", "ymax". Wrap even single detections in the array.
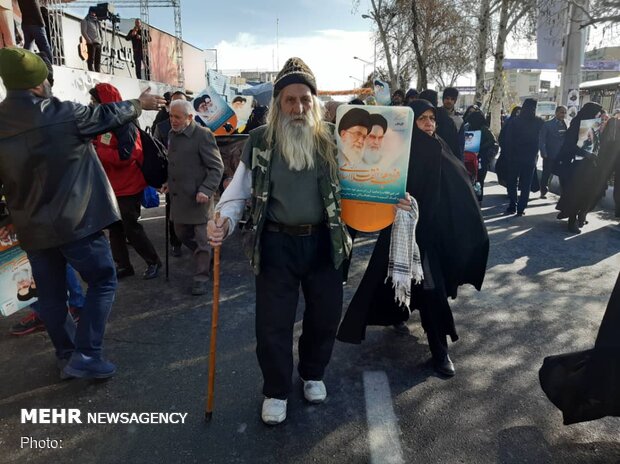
[
  {"xmin": 302, "ymin": 379, "xmax": 327, "ymax": 404},
  {"xmin": 261, "ymin": 398, "xmax": 287, "ymax": 425}
]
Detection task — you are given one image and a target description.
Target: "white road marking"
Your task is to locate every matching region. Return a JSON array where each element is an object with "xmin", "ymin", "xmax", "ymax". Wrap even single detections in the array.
[{"xmin": 363, "ymin": 370, "xmax": 405, "ymax": 464}]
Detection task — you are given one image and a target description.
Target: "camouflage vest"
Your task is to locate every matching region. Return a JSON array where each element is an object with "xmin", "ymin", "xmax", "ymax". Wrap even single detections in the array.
[{"xmin": 243, "ymin": 125, "xmax": 352, "ymax": 275}]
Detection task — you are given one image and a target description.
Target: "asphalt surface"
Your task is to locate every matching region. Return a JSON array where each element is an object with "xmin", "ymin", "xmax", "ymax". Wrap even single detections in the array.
[{"xmin": 0, "ymin": 173, "xmax": 619, "ymax": 464}]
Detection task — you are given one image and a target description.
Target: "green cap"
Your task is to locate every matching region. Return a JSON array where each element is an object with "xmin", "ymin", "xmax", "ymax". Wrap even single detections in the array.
[{"xmin": 0, "ymin": 48, "xmax": 49, "ymax": 91}]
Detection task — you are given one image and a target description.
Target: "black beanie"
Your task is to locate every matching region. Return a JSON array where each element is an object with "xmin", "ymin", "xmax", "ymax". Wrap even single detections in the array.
[
  {"xmin": 273, "ymin": 57, "xmax": 317, "ymax": 97},
  {"xmin": 418, "ymin": 89, "xmax": 438, "ymax": 107}
]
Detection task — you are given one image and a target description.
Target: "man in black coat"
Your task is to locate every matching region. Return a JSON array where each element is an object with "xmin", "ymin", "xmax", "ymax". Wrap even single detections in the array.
[
  {"xmin": 0, "ymin": 48, "xmax": 164, "ymax": 380},
  {"xmin": 501, "ymin": 98, "xmax": 544, "ymax": 216}
]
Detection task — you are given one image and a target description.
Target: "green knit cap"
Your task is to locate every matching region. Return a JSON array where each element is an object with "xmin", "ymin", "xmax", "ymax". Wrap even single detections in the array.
[
  {"xmin": 0, "ymin": 48, "xmax": 49, "ymax": 90},
  {"xmin": 273, "ymin": 57, "xmax": 317, "ymax": 97}
]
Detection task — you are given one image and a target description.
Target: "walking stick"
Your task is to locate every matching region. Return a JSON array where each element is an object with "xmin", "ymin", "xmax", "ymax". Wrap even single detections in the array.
[
  {"xmin": 205, "ymin": 211, "xmax": 222, "ymax": 422},
  {"xmin": 165, "ymin": 193, "xmax": 170, "ymax": 281}
]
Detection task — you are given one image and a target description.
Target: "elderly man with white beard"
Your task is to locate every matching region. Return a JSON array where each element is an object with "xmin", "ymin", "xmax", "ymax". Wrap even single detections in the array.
[{"xmin": 207, "ymin": 57, "xmax": 352, "ymax": 425}]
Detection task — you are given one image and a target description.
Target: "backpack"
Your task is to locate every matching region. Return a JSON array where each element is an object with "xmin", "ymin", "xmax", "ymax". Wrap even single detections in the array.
[{"xmin": 135, "ymin": 124, "xmax": 168, "ymax": 188}]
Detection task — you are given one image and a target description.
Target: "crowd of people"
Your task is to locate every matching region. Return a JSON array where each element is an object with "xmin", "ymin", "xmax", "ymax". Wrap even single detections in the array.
[{"xmin": 0, "ymin": 47, "xmax": 617, "ymax": 427}]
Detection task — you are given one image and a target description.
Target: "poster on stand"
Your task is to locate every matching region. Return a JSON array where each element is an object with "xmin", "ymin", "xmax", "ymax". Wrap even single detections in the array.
[{"xmin": 335, "ymin": 104, "xmax": 413, "ymax": 232}]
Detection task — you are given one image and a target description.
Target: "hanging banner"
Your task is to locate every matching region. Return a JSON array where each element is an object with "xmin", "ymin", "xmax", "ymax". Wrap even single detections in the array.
[
  {"xmin": 193, "ymin": 86, "xmax": 237, "ymax": 135},
  {"xmin": 336, "ymin": 105, "xmax": 413, "ymax": 232},
  {"xmin": 536, "ymin": 101, "xmax": 558, "ymax": 118},
  {"xmin": 536, "ymin": 0, "xmax": 566, "ymax": 66},
  {"xmin": 567, "ymin": 88, "xmax": 580, "ymax": 119}
]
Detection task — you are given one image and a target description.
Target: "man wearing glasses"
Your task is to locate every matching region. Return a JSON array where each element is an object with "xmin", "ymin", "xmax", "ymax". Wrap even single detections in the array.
[{"xmin": 337, "ymin": 107, "xmax": 371, "ymax": 166}]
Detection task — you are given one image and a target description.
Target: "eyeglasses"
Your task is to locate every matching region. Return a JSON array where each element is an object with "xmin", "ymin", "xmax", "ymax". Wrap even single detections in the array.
[{"xmin": 344, "ymin": 130, "xmax": 368, "ymax": 141}]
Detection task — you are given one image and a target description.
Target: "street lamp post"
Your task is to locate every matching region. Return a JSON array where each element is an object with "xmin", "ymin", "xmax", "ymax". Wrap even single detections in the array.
[
  {"xmin": 353, "ymin": 56, "xmax": 373, "ymax": 85},
  {"xmin": 361, "ymin": 14, "xmax": 377, "ymax": 83}
]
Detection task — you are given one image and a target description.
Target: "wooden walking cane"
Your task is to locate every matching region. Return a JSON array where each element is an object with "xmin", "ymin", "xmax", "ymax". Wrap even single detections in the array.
[{"xmin": 205, "ymin": 211, "xmax": 222, "ymax": 422}]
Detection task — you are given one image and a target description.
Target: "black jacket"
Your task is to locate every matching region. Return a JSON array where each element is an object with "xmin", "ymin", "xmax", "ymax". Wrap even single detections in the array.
[
  {"xmin": 17, "ymin": 0, "xmax": 45, "ymax": 27},
  {"xmin": 0, "ymin": 91, "xmax": 141, "ymax": 251}
]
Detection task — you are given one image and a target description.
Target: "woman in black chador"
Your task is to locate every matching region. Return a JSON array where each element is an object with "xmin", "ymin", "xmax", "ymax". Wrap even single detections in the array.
[
  {"xmin": 337, "ymin": 99, "xmax": 489, "ymax": 376},
  {"xmin": 555, "ymin": 102, "xmax": 604, "ymax": 233},
  {"xmin": 539, "ymin": 271, "xmax": 620, "ymax": 425}
]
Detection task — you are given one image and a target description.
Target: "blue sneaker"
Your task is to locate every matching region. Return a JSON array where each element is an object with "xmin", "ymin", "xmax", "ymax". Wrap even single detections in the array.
[{"xmin": 63, "ymin": 353, "xmax": 117, "ymax": 379}]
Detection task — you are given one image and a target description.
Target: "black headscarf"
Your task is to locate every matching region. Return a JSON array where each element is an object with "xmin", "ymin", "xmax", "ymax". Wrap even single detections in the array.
[
  {"xmin": 409, "ymin": 98, "xmax": 436, "ymax": 125},
  {"xmin": 520, "ymin": 98, "xmax": 538, "ymax": 119},
  {"xmin": 465, "ymin": 110, "xmax": 487, "ymax": 131}
]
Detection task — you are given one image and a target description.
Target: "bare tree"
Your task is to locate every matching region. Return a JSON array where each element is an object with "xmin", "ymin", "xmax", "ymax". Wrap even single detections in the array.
[
  {"xmin": 488, "ymin": 0, "xmax": 535, "ymax": 134},
  {"xmin": 406, "ymin": 0, "xmax": 475, "ymax": 90},
  {"xmin": 575, "ymin": 0, "xmax": 620, "ymax": 27},
  {"xmin": 355, "ymin": 0, "xmax": 408, "ymax": 91}
]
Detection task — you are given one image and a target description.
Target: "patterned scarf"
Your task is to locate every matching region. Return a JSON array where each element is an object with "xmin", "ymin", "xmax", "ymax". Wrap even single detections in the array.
[{"xmin": 386, "ymin": 198, "xmax": 424, "ymax": 310}]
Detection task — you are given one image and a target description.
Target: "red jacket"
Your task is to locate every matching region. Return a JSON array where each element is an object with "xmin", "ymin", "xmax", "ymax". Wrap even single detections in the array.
[{"xmin": 93, "ymin": 83, "xmax": 147, "ymax": 197}]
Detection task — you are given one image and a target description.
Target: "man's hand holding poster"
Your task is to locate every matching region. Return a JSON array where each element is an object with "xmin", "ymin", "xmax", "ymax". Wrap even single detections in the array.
[{"xmin": 335, "ymin": 104, "xmax": 414, "ymax": 232}]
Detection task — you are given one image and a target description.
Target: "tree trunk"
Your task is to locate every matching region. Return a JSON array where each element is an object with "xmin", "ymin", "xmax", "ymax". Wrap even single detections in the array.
[
  {"xmin": 370, "ymin": 0, "xmax": 398, "ymax": 90},
  {"xmin": 490, "ymin": 0, "xmax": 510, "ymax": 135},
  {"xmin": 411, "ymin": 0, "xmax": 428, "ymax": 90},
  {"xmin": 475, "ymin": 0, "xmax": 492, "ymax": 104}
]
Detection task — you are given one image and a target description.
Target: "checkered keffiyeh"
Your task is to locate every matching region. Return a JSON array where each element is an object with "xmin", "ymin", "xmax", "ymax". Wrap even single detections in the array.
[{"xmin": 385, "ymin": 198, "xmax": 424, "ymax": 310}]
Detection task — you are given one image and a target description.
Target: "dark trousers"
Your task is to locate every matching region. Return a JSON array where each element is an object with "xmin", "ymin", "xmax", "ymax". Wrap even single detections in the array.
[
  {"xmin": 506, "ymin": 161, "xmax": 536, "ymax": 213},
  {"xmin": 86, "ymin": 42, "xmax": 101, "ymax": 72},
  {"xmin": 173, "ymin": 223, "xmax": 211, "ymax": 282},
  {"xmin": 256, "ymin": 228, "xmax": 343, "ymax": 399},
  {"xmin": 166, "ymin": 193, "xmax": 182, "ymax": 247},
  {"xmin": 540, "ymin": 157, "xmax": 554, "ymax": 195},
  {"xmin": 27, "ymin": 232, "xmax": 117, "ymax": 360},
  {"xmin": 615, "ymin": 156, "xmax": 620, "ymax": 216},
  {"xmin": 133, "ymin": 52, "xmax": 150, "ymax": 80},
  {"xmin": 419, "ymin": 292, "xmax": 450, "ymax": 360},
  {"xmin": 109, "ymin": 194, "xmax": 160, "ymax": 269},
  {"xmin": 23, "ymin": 25, "xmax": 52, "ymax": 63},
  {"xmin": 477, "ymin": 165, "xmax": 489, "ymax": 200}
]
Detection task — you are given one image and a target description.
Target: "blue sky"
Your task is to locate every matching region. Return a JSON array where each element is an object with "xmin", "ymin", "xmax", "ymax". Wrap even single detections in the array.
[{"xmin": 67, "ymin": 0, "xmax": 376, "ymax": 89}]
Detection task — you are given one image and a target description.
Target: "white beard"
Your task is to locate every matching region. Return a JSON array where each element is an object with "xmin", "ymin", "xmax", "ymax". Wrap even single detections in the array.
[
  {"xmin": 363, "ymin": 147, "xmax": 381, "ymax": 165},
  {"xmin": 276, "ymin": 113, "xmax": 316, "ymax": 171}
]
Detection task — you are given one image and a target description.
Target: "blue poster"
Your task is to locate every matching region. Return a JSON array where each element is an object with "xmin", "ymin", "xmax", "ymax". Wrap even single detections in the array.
[
  {"xmin": 464, "ymin": 130, "xmax": 481, "ymax": 155},
  {"xmin": 193, "ymin": 86, "xmax": 235, "ymax": 132},
  {"xmin": 336, "ymin": 105, "xmax": 413, "ymax": 204}
]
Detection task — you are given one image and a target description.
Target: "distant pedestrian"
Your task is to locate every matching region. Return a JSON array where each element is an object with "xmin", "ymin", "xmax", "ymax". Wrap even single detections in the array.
[
  {"xmin": 80, "ymin": 7, "xmax": 102, "ymax": 72},
  {"xmin": 538, "ymin": 105, "xmax": 567, "ymax": 198},
  {"xmin": 442, "ymin": 87, "xmax": 463, "ymax": 131},
  {"xmin": 500, "ymin": 98, "xmax": 544, "ymax": 216}
]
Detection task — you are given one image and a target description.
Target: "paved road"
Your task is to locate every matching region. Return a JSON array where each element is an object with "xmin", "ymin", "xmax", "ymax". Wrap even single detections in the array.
[{"xmin": 1, "ymin": 174, "xmax": 619, "ymax": 464}]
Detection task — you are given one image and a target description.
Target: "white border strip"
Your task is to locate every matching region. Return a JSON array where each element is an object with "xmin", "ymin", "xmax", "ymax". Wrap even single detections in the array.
[{"xmin": 363, "ymin": 370, "xmax": 405, "ymax": 464}]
